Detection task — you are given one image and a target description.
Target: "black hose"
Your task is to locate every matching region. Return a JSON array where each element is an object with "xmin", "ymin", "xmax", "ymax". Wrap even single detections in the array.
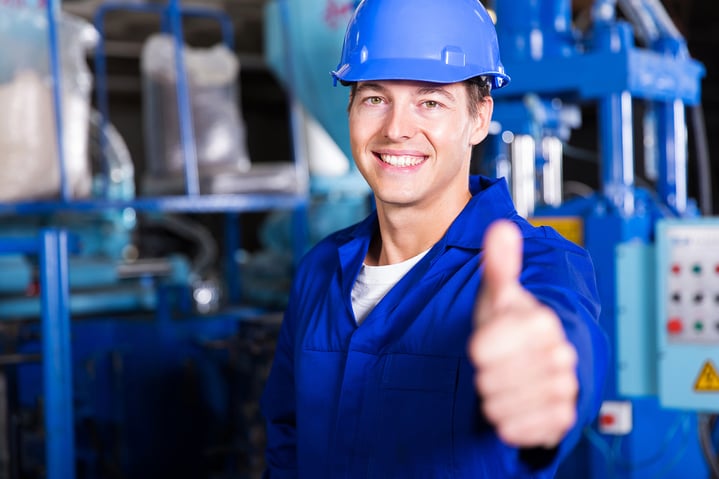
[
  {"xmin": 689, "ymin": 104, "xmax": 713, "ymax": 215},
  {"xmin": 698, "ymin": 413, "xmax": 719, "ymax": 479},
  {"xmin": 147, "ymin": 214, "xmax": 218, "ymax": 278}
]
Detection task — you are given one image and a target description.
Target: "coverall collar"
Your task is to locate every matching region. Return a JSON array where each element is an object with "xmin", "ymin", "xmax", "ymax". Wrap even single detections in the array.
[{"xmin": 336, "ymin": 175, "xmax": 517, "ymax": 297}]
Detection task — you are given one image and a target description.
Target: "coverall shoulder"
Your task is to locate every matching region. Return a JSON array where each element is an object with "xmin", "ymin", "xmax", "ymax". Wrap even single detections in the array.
[{"xmin": 262, "ymin": 175, "xmax": 609, "ymax": 478}]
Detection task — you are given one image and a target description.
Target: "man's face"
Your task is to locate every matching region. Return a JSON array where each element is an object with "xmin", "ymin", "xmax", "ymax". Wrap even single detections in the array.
[{"xmin": 349, "ymin": 80, "xmax": 492, "ymax": 212}]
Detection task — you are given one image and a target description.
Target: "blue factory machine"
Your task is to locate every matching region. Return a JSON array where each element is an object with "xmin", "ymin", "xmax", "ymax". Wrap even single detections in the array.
[
  {"xmin": 265, "ymin": 0, "xmax": 718, "ymax": 478},
  {"xmin": 488, "ymin": 1, "xmax": 717, "ymax": 478},
  {"xmin": 0, "ymin": 1, "xmax": 309, "ymax": 478}
]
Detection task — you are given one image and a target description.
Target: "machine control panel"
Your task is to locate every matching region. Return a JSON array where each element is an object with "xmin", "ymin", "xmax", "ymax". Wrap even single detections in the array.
[
  {"xmin": 661, "ymin": 224, "xmax": 719, "ymax": 344},
  {"xmin": 656, "ymin": 218, "xmax": 719, "ymax": 411}
]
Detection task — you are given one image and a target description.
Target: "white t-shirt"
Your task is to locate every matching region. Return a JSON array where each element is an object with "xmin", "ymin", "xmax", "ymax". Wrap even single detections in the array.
[{"xmin": 351, "ymin": 249, "xmax": 430, "ymax": 325}]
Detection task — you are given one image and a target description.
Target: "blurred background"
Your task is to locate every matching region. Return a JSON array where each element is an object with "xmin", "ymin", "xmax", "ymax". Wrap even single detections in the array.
[{"xmin": 0, "ymin": 0, "xmax": 718, "ymax": 478}]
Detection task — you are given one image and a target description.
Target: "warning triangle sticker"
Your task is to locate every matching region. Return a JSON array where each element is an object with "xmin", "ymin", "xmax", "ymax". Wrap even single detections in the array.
[{"xmin": 694, "ymin": 361, "xmax": 719, "ymax": 392}]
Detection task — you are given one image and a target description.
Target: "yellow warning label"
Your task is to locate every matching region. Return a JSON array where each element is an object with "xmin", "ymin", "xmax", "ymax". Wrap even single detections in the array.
[
  {"xmin": 694, "ymin": 361, "xmax": 719, "ymax": 392},
  {"xmin": 528, "ymin": 216, "xmax": 584, "ymax": 246}
]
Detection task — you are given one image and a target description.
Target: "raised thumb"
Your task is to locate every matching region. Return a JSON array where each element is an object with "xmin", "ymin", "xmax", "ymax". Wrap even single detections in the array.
[{"xmin": 479, "ymin": 220, "xmax": 523, "ymax": 312}]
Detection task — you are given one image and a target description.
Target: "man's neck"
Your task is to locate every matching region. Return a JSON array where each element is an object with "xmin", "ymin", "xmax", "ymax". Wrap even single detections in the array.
[{"xmin": 366, "ymin": 191, "xmax": 472, "ymax": 266}]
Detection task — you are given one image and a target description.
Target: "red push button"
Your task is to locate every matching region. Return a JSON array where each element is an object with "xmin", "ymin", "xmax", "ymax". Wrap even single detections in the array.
[
  {"xmin": 671, "ymin": 264, "xmax": 681, "ymax": 275},
  {"xmin": 667, "ymin": 318, "xmax": 683, "ymax": 335},
  {"xmin": 600, "ymin": 414, "xmax": 616, "ymax": 427}
]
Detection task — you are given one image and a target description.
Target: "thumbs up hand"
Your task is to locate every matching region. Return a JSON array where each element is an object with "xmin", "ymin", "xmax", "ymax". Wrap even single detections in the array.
[{"xmin": 468, "ymin": 220, "xmax": 579, "ymax": 449}]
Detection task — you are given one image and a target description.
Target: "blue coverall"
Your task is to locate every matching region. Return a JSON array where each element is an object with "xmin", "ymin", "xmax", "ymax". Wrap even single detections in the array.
[{"xmin": 262, "ymin": 175, "xmax": 609, "ymax": 478}]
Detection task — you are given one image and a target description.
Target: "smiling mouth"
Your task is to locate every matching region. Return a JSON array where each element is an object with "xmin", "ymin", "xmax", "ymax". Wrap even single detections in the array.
[{"xmin": 377, "ymin": 154, "xmax": 427, "ymax": 167}]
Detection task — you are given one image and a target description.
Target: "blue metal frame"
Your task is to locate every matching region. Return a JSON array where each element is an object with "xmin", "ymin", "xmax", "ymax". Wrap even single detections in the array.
[
  {"xmin": 492, "ymin": 0, "xmax": 705, "ymax": 219},
  {"xmin": 40, "ymin": 230, "xmax": 75, "ymax": 479},
  {"xmin": 0, "ymin": 231, "xmax": 75, "ymax": 479},
  {"xmin": 0, "ymin": 193, "xmax": 307, "ymax": 216}
]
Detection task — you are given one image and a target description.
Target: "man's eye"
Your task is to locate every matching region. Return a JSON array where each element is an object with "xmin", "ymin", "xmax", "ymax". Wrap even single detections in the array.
[
  {"xmin": 366, "ymin": 96, "xmax": 383, "ymax": 105},
  {"xmin": 423, "ymin": 100, "xmax": 440, "ymax": 109}
]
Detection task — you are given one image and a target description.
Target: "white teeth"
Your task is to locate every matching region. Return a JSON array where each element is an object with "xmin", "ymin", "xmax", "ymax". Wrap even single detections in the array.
[{"xmin": 379, "ymin": 154, "xmax": 425, "ymax": 167}]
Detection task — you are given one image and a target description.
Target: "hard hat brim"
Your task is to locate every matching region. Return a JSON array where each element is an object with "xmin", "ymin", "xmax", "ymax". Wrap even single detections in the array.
[{"xmin": 331, "ymin": 59, "xmax": 510, "ymax": 89}]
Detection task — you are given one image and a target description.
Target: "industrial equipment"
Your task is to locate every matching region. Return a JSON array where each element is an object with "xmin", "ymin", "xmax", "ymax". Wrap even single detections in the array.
[
  {"xmin": 0, "ymin": 1, "xmax": 306, "ymax": 478},
  {"xmin": 484, "ymin": 1, "xmax": 716, "ymax": 477}
]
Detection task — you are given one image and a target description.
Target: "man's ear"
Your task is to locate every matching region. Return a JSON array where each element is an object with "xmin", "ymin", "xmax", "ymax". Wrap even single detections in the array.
[{"xmin": 470, "ymin": 97, "xmax": 494, "ymax": 146}]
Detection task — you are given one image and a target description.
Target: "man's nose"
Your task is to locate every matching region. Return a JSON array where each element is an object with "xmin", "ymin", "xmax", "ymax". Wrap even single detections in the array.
[{"xmin": 382, "ymin": 104, "xmax": 416, "ymax": 141}]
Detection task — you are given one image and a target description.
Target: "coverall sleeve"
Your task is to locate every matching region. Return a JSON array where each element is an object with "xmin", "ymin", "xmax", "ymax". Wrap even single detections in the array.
[
  {"xmin": 515, "ymin": 232, "xmax": 610, "ymax": 473},
  {"xmin": 260, "ymin": 283, "xmax": 301, "ymax": 478}
]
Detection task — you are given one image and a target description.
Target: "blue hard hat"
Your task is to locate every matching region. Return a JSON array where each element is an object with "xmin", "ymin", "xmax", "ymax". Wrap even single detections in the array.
[{"xmin": 331, "ymin": 0, "xmax": 510, "ymax": 89}]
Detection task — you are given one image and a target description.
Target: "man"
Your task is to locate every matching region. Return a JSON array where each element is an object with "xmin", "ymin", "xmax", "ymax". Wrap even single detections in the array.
[{"xmin": 261, "ymin": 0, "xmax": 609, "ymax": 477}]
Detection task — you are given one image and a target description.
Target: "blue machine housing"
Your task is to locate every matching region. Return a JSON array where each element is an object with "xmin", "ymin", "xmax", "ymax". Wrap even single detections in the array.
[{"xmin": 485, "ymin": 1, "xmax": 712, "ymax": 478}]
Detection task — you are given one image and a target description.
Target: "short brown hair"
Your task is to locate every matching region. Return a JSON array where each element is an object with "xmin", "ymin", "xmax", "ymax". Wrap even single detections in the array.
[
  {"xmin": 347, "ymin": 76, "xmax": 492, "ymax": 118},
  {"xmin": 465, "ymin": 76, "xmax": 492, "ymax": 118}
]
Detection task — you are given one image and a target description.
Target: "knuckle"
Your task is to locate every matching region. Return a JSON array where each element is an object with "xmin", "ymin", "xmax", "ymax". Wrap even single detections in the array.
[
  {"xmin": 550, "ymin": 343, "xmax": 578, "ymax": 371},
  {"xmin": 497, "ymin": 423, "xmax": 519, "ymax": 444},
  {"xmin": 549, "ymin": 403, "xmax": 576, "ymax": 432},
  {"xmin": 562, "ymin": 343, "xmax": 579, "ymax": 366},
  {"xmin": 549, "ymin": 373, "xmax": 578, "ymax": 400},
  {"xmin": 558, "ymin": 406, "xmax": 577, "ymax": 432},
  {"xmin": 527, "ymin": 306, "xmax": 562, "ymax": 340}
]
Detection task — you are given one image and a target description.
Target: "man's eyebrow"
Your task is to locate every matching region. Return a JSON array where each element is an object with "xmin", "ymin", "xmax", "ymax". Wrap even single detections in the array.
[
  {"xmin": 355, "ymin": 82, "xmax": 386, "ymax": 94},
  {"xmin": 417, "ymin": 86, "xmax": 456, "ymax": 101}
]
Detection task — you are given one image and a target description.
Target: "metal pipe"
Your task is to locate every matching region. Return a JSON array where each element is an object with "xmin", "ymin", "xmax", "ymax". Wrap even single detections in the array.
[
  {"xmin": 616, "ymin": 0, "xmax": 658, "ymax": 45},
  {"xmin": 599, "ymin": 92, "xmax": 635, "ymax": 216},
  {"xmin": 541, "ymin": 136, "xmax": 563, "ymax": 206},
  {"xmin": 655, "ymin": 99, "xmax": 688, "ymax": 215},
  {"xmin": 510, "ymin": 134, "xmax": 537, "ymax": 217},
  {"xmin": 642, "ymin": 103, "xmax": 658, "ymax": 181},
  {"xmin": 643, "ymin": 0, "xmax": 682, "ymax": 40},
  {"xmin": 116, "ymin": 259, "xmax": 175, "ymax": 278}
]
